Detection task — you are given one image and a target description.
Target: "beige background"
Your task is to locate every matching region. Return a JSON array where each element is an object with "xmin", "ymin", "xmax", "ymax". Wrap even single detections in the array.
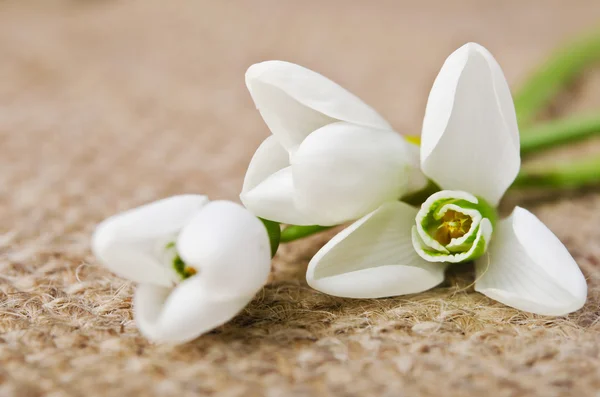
[{"xmin": 1, "ymin": 1, "xmax": 600, "ymax": 396}]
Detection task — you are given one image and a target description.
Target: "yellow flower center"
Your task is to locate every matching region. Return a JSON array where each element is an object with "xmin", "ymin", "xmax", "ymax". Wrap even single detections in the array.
[
  {"xmin": 433, "ymin": 210, "xmax": 472, "ymax": 245},
  {"xmin": 184, "ymin": 266, "xmax": 197, "ymax": 277}
]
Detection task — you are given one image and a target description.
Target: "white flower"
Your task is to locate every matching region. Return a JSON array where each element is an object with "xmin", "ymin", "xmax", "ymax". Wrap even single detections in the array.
[
  {"xmin": 92, "ymin": 196, "xmax": 272, "ymax": 343},
  {"xmin": 306, "ymin": 43, "xmax": 587, "ymax": 316},
  {"xmin": 240, "ymin": 61, "xmax": 426, "ymax": 226}
]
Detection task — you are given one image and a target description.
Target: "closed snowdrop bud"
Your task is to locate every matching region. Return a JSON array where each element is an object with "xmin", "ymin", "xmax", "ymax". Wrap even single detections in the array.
[{"xmin": 92, "ymin": 196, "xmax": 272, "ymax": 344}]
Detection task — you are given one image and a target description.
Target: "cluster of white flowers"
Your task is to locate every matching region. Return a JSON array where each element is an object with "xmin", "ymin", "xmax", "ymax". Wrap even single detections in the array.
[{"xmin": 93, "ymin": 43, "xmax": 587, "ymax": 344}]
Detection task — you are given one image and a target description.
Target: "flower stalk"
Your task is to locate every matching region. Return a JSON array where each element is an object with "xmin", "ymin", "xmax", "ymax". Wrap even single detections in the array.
[
  {"xmin": 280, "ymin": 224, "xmax": 332, "ymax": 242},
  {"xmin": 513, "ymin": 32, "xmax": 600, "ymax": 127},
  {"xmin": 520, "ymin": 113, "xmax": 600, "ymax": 154},
  {"xmin": 513, "ymin": 156, "xmax": 600, "ymax": 189}
]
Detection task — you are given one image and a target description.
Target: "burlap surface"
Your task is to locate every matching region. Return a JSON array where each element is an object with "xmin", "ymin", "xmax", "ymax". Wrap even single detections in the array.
[{"xmin": 1, "ymin": 1, "xmax": 600, "ymax": 396}]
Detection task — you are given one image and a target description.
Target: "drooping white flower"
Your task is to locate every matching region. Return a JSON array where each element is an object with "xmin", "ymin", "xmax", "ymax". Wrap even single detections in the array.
[
  {"xmin": 92, "ymin": 196, "xmax": 272, "ymax": 343},
  {"xmin": 307, "ymin": 43, "xmax": 587, "ymax": 316},
  {"xmin": 240, "ymin": 61, "xmax": 426, "ymax": 226}
]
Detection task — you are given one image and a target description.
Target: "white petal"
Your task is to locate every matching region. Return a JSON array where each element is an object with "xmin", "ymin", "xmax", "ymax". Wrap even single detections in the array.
[
  {"xmin": 421, "ymin": 43, "xmax": 520, "ymax": 205},
  {"xmin": 306, "ymin": 201, "xmax": 447, "ymax": 298},
  {"xmin": 405, "ymin": 142, "xmax": 429, "ymax": 194},
  {"xmin": 239, "ymin": 136, "xmax": 310, "ymax": 224},
  {"xmin": 475, "ymin": 207, "xmax": 587, "ymax": 316},
  {"xmin": 241, "ymin": 135, "xmax": 290, "ymax": 195},
  {"xmin": 92, "ymin": 195, "xmax": 208, "ymax": 286},
  {"xmin": 246, "ymin": 61, "xmax": 392, "ymax": 152},
  {"xmin": 134, "ymin": 282, "xmax": 253, "ymax": 344},
  {"xmin": 292, "ymin": 122, "xmax": 414, "ymax": 226},
  {"xmin": 177, "ymin": 201, "xmax": 272, "ymax": 299},
  {"xmin": 239, "ymin": 166, "xmax": 312, "ymax": 225}
]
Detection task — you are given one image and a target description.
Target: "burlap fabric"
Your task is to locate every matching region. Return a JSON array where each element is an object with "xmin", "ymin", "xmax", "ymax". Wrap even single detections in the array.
[{"xmin": 1, "ymin": 1, "xmax": 600, "ymax": 396}]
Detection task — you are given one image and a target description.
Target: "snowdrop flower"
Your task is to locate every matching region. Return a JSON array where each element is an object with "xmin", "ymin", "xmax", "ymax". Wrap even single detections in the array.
[
  {"xmin": 92, "ymin": 196, "xmax": 271, "ymax": 343},
  {"xmin": 306, "ymin": 43, "xmax": 587, "ymax": 316},
  {"xmin": 240, "ymin": 61, "xmax": 426, "ymax": 226}
]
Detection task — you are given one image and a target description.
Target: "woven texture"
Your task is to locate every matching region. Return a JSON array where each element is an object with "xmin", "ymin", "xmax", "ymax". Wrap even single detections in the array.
[{"xmin": 1, "ymin": 1, "xmax": 600, "ymax": 396}]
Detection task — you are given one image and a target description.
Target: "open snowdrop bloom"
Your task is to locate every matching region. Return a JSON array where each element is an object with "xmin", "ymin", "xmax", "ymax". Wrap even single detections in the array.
[
  {"xmin": 240, "ymin": 61, "xmax": 426, "ymax": 226},
  {"xmin": 92, "ymin": 196, "xmax": 271, "ymax": 343},
  {"xmin": 307, "ymin": 43, "xmax": 587, "ymax": 316}
]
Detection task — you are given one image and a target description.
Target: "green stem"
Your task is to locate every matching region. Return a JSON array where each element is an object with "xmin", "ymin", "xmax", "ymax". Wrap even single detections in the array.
[
  {"xmin": 513, "ymin": 32, "xmax": 600, "ymax": 128},
  {"xmin": 520, "ymin": 114, "xmax": 600, "ymax": 155},
  {"xmin": 259, "ymin": 218, "xmax": 281, "ymax": 257},
  {"xmin": 280, "ymin": 224, "xmax": 332, "ymax": 243},
  {"xmin": 513, "ymin": 156, "xmax": 600, "ymax": 189}
]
